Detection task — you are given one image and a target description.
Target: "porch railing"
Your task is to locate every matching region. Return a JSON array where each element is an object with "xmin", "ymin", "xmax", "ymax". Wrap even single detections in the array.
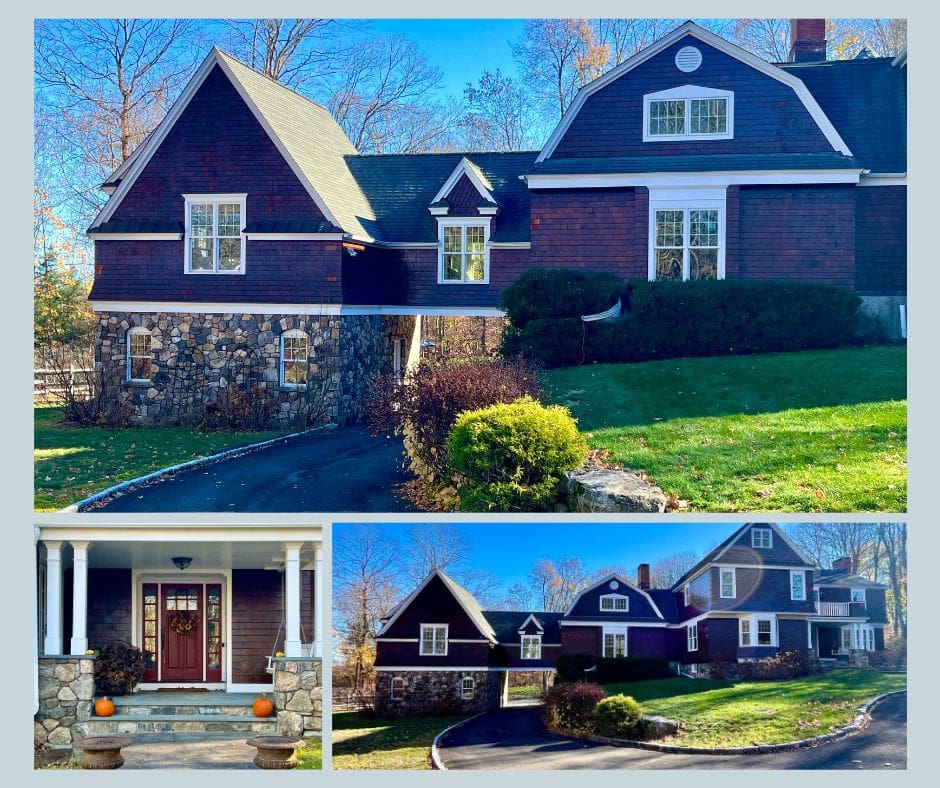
[{"xmin": 815, "ymin": 601, "xmax": 852, "ymax": 616}]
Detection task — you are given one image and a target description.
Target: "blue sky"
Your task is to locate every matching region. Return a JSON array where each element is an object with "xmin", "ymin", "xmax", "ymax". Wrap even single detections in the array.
[{"xmin": 334, "ymin": 522, "xmax": 742, "ymax": 588}]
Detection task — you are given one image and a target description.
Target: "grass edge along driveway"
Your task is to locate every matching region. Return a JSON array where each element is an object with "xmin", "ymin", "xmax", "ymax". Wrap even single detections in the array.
[
  {"xmin": 602, "ymin": 669, "xmax": 907, "ymax": 748},
  {"xmin": 34, "ymin": 405, "xmax": 285, "ymax": 511},
  {"xmin": 543, "ymin": 345, "xmax": 906, "ymax": 512},
  {"xmin": 332, "ymin": 712, "xmax": 467, "ymax": 770}
]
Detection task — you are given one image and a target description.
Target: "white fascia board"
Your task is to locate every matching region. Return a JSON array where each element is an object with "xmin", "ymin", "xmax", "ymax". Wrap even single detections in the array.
[
  {"xmin": 489, "ymin": 242, "xmax": 531, "ymax": 249},
  {"xmin": 859, "ymin": 173, "xmax": 907, "ymax": 186},
  {"xmin": 245, "ymin": 233, "xmax": 345, "ymax": 240},
  {"xmin": 375, "ymin": 666, "xmax": 501, "ymax": 672},
  {"xmin": 34, "ymin": 524, "xmax": 322, "ymax": 543},
  {"xmin": 90, "ymin": 301, "xmax": 507, "ymax": 318},
  {"xmin": 560, "ymin": 620, "xmax": 667, "ymax": 628},
  {"xmin": 536, "ymin": 21, "xmax": 852, "ymax": 162},
  {"xmin": 88, "ymin": 233, "xmax": 182, "ymax": 241},
  {"xmin": 526, "ymin": 170, "xmax": 862, "ymax": 190},
  {"xmin": 431, "ymin": 157, "xmax": 498, "ymax": 205},
  {"xmin": 383, "ymin": 242, "xmax": 438, "ymax": 249},
  {"xmin": 517, "ymin": 614, "xmax": 545, "ymax": 632}
]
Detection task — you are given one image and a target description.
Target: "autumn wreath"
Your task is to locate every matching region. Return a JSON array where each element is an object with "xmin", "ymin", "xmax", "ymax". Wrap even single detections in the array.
[{"xmin": 169, "ymin": 611, "xmax": 198, "ymax": 635}]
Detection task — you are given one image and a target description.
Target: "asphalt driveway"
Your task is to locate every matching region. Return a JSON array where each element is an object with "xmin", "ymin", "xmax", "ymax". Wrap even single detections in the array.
[
  {"xmin": 437, "ymin": 694, "xmax": 906, "ymax": 770},
  {"xmin": 95, "ymin": 427, "xmax": 412, "ymax": 512}
]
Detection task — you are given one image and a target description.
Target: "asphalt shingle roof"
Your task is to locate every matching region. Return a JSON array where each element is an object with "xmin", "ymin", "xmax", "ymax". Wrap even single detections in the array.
[
  {"xmin": 529, "ymin": 152, "xmax": 864, "ymax": 175},
  {"xmin": 482, "ymin": 611, "xmax": 565, "ymax": 643},
  {"xmin": 437, "ymin": 571, "xmax": 497, "ymax": 641},
  {"xmin": 88, "ymin": 219, "xmax": 182, "ymax": 234},
  {"xmin": 813, "ymin": 569, "xmax": 887, "ymax": 588}
]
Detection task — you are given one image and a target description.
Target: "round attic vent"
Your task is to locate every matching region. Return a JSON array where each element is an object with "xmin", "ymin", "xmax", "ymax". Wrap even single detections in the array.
[
  {"xmin": 675, "ymin": 46, "xmax": 703, "ymax": 72},
  {"xmin": 610, "ymin": 580, "xmax": 619, "ymax": 590}
]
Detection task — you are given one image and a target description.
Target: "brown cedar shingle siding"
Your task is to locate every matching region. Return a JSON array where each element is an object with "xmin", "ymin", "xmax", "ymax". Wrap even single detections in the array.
[
  {"xmin": 550, "ymin": 37, "xmax": 834, "ymax": 160},
  {"xmin": 374, "ymin": 641, "xmax": 492, "ymax": 668},
  {"xmin": 380, "ymin": 574, "xmax": 489, "ymax": 641},
  {"xmin": 396, "ymin": 248, "xmax": 530, "ymax": 307},
  {"xmin": 77, "ymin": 569, "xmax": 133, "ymax": 648},
  {"xmin": 709, "ymin": 567, "xmax": 816, "ymax": 615},
  {"xmin": 561, "ymin": 625, "xmax": 601, "ymax": 655},
  {"xmin": 718, "ymin": 525, "xmax": 812, "ymax": 566},
  {"xmin": 566, "ymin": 580, "xmax": 663, "ymax": 620},
  {"xmin": 445, "ymin": 174, "xmax": 488, "ymax": 215},
  {"xmin": 855, "ymin": 186, "xmax": 907, "ymax": 295}
]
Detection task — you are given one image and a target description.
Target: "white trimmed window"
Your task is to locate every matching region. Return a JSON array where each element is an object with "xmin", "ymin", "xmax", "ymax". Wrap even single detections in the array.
[
  {"xmin": 790, "ymin": 571, "xmax": 807, "ymax": 601},
  {"xmin": 600, "ymin": 594, "xmax": 629, "ymax": 612},
  {"xmin": 602, "ymin": 627, "xmax": 628, "ymax": 658},
  {"xmin": 719, "ymin": 568, "xmax": 736, "ymax": 599},
  {"xmin": 650, "ymin": 207, "xmax": 722, "ymax": 281},
  {"xmin": 683, "ymin": 585, "xmax": 691, "ymax": 607},
  {"xmin": 643, "ymin": 86, "xmax": 734, "ymax": 141},
  {"xmin": 850, "ymin": 588, "xmax": 866, "ymax": 605},
  {"xmin": 438, "ymin": 219, "xmax": 490, "ymax": 284},
  {"xmin": 127, "ymin": 327, "xmax": 153, "ymax": 383},
  {"xmin": 184, "ymin": 194, "xmax": 246, "ymax": 274},
  {"xmin": 390, "ymin": 676, "xmax": 404, "ymax": 701},
  {"xmin": 521, "ymin": 635, "xmax": 542, "ymax": 660},
  {"xmin": 461, "ymin": 676, "xmax": 475, "ymax": 700},
  {"xmin": 419, "ymin": 624, "xmax": 448, "ymax": 656},
  {"xmin": 740, "ymin": 615, "xmax": 777, "ymax": 647},
  {"xmin": 687, "ymin": 622, "xmax": 699, "ymax": 652},
  {"xmin": 279, "ymin": 330, "xmax": 309, "ymax": 388},
  {"xmin": 740, "ymin": 619, "xmax": 751, "ymax": 646},
  {"xmin": 751, "ymin": 528, "xmax": 773, "ymax": 549}
]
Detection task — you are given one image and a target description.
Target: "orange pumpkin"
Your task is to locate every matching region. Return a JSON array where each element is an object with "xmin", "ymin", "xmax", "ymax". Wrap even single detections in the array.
[
  {"xmin": 94, "ymin": 697, "xmax": 115, "ymax": 717},
  {"xmin": 252, "ymin": 697, "xmax": 274, "ymax": 718}
]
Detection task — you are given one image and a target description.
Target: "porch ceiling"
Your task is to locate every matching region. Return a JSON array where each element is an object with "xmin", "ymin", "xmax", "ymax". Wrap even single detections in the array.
[{"xmin": 55, "ymin": 541, "xmax": 316, "ymax": 570}]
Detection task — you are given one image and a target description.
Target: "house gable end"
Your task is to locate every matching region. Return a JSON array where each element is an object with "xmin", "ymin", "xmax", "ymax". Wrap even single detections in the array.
[
  {"xmin": 378, "ymin": 573, "xmax": 493, "ymax": 641},
  {"xmin": 566, "ymin": 575, "xmax": 665, "ymax": 620},
  {"xmin": 716, "ymin": 524, "xmax": 814, "ymax": 567}
]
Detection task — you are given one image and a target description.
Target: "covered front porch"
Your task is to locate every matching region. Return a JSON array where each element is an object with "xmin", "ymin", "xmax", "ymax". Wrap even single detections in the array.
[{"xmin": 810, "ymin": 618, "xmax": 881, "ymax": 664}]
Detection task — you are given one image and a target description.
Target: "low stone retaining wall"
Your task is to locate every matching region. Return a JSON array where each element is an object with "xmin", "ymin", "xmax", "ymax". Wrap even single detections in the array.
[
  {"xmin": 272, "ymin": 658, "xmax": 322, "ymax": 738},
  {"xmin": 374, "ymin": 670, "xmax": 502, "ymax": 717},
  {"xmin": 35, "ymin": 657, "xmax": 95, "ymax": 747}
]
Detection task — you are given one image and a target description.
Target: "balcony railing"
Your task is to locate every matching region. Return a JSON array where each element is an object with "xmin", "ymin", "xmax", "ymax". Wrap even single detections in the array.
[{"xmin": 815, "ymin": 601, "xmax": 852, "ymax": 616}]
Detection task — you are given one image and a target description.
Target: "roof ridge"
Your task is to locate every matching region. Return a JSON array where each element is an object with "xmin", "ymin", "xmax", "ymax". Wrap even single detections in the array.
[{"xmin": 347, "ymin": 150, "xmax": 541, "ymax": 159}]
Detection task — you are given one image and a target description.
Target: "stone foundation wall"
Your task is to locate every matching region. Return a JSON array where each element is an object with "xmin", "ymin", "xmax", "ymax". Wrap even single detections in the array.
[
  {"xmin": 374, "ymin": 670, "xmax": 503, "ymax": 718},
  {"xmin": 273, "ymin": 658, "xmax": 322, "ymax": 738},
  {"xmin": 95, "ymin": 312, "xmax": 417, "ymax": 427},
  {"xmin": 35, "ymin": 657, "xmax": 94, "ymax": 747}
]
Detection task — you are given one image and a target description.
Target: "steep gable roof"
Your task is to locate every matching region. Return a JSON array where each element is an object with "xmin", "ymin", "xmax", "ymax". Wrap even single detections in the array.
[
  {"xmin": 813, "ymin": 569, "xmax": 887, "ymax": 589},
  {"xmin": 564, "ymin": 573, "xmax": 665, "ymax": 619},
  {"xmin": 483, "ymin": 611, "xmax": 565, "ymax": 643},
  {"xmin": 431, "ymin": 157, "xmax": 498, "ymax": 205}
]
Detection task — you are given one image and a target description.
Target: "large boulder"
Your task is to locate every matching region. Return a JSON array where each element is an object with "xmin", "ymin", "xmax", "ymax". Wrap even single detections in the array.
[
  {"xmin": 566, "ymin": 467, "xmax": 668, "ymax": 513},
  {"xmin": 638, "ymin": 715, "xmax": 679, "ymax": 739}
]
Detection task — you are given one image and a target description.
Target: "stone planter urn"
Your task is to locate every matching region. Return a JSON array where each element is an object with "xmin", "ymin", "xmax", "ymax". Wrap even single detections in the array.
[
  {"xmin": 246, "ymin": 736, "xmax": 304, "ymax": 769},
  {"xmin": 73, "ymin": 736, "xmax": 133, "ymax": 769}
]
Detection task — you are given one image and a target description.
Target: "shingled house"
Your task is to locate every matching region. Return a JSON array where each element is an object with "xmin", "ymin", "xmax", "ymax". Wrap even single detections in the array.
[
  {"xmin": 372, "ymin": 523, "xmax": 888, "ymax": 716},
  {"xmin": 87, "ymin": 19, "xmax": 906, "ymax": 425}
]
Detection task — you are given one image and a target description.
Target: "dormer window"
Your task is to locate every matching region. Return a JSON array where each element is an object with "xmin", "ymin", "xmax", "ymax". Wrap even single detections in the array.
[
  {"xmin": 643, "ymin": 86, "xmax": 734, "ymax": 142},
  {"xmin": 184, "ymin": 193, "xmax": 246, "ymax": 274},
  {"xmin": 600, "ymin": 594, "xmax": 629, "ymax": 612},
  {"xmin": 751, "ymin": 527, "xmax": 773, "ymax": 549},
  {"xmin": 438, "ymin": 219, "xmax": 490, "ymax": 284},
  {"xmin": 521, "ymin": 635, "xmax": 542, "ymax": 660}
]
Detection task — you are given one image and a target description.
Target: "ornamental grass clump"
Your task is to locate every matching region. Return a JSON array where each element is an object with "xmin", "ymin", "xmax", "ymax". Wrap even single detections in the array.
[
  {"xmin": 446, "ymin": 397, "xmax": 588, "ymax": 511},
  {"xmin": 595, "ymin": 694, "xmax": 644, "ymax": 738}
]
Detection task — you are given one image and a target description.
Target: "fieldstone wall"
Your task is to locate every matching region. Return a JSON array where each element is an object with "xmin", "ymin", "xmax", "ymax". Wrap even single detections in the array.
[
  {"xmin": 35, "ymin": 657, "xmax": 94, "ymax": 747},
  {"xmin": 374, "ymin": 670, "xmax": 503, "ymax": 718},
  {"xmin": 95, "ymin": 312, "xmax": 417, "ymax": 427},
  {"xmin": 273, "ymin": 658, "xmax": 322, "ymax": 738}
]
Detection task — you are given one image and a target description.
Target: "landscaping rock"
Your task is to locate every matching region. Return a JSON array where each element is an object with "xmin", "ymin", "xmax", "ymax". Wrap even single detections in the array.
[
  {"xmin": 638, "ymin": 715, "xmax": 679, "ymax": 739},
  {"xmin": 566, "ymin": 467, "xmax": 668, "ymax": 513}
]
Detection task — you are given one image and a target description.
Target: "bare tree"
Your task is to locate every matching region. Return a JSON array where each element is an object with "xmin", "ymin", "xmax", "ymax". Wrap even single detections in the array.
[
  {"xmin": 592, "ymin": 18, "xmax": 680, "ymax": 65},
  {"xmin": 649, "ymin": 551, "xmax": 701, "ymax": 589},
  {"xmin": 461, "ymin": 69, "xmax": 540, "ymax": 151},
  {"xmin": 730, "ymin": 19, "xmax": 793, "ymax": 62},
  {"xmin": 828, "ymin": 19, "xmax": 907, "ymax": 58},
  {"xmin": 400, "ymin": 523, "xmax": 501, "ymax": 602},
  {"xmin": 877, "ymin": 522, "xmax": 907, "ymax": 639},
  {"xmin": 528, "ymin": 557, "xmax": 592, "ymax": 611},
  {"xmin": 785, "ymin": 523, "xmax": 879, "ymax": 575}
]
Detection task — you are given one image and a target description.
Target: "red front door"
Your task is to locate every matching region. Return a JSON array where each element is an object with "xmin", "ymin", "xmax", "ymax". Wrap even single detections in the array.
[{"xmin": 161, "ymin": 585, "xmax": 204, "ymax": 682}]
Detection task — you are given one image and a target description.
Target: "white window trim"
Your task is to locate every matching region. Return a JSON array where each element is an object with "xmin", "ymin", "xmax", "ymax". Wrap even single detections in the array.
[
  {"xmin": 460, "ymin": 676, "xmax": 475, "ymax": 700},
  {"xmin": 683, "ymin": 584, "xmax": 691, "ymax": 607},
  {"xmin": 751, "ymin": 527, "xmax": 774, "ymax": 549},
  {"xmin": 126, "ymin": 327, "xmax": 153, "ymax": 384},
  {"xmin": 790, "ymin": 571, "xmax": 807, "ymax": 601},
  {"xmin": 279, "ymin": 329, "xmax": 309, "ymax": 389},
  {"xmin": 419, "ymin": 623, "xmax": 449, "ymax": 656},
  {"xmin": 436, "ymin": 217, "xmax": 491, "ymax": 285},
  {"xmin": 602, "ymin": 625, "xmax": 629, "ymax": 658},
  {"xmin": 520, "ymin": 634, "xmax": 542, "ymax": 660},
  {"xmin": 740, "ymin": 614, "xmax": 778, "ymax": 647},
  {"xmin": 183, "ymin": 193, "xmax": 247, "ymax": 275},
  {"xmin": 599, "ymin": 593, "xmax": 630, "ymax": 612},
  {"xmin": 643, "ymin": 85, "xmax": 734, "ymax": 142},
  {"xmin": 687, "ymin": 622, "xmax": 699, "ymax": 652},
  {"xmin": 647, "ymin": 188, "xmax": 726, "ymax": 282},
  {"xmin": 850, "ymin": 588, "xmax": 867, "ymax": 606},
  {"xmin": 719, "ymin": 568, "xmax": 736, "ymax": 599},
  {"xmin": 390, "ymin": 675, "xmax": 404, "ymax": 701}
]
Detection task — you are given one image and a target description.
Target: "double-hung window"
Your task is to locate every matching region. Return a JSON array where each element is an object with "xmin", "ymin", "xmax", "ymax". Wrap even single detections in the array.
[
  {"xmin": 461, "ymin": 677, "xmax": 475, "ymax": 700},
  {"xmin": 390, "ymin": 676, "xmax": 404, "ymax": 701},
  {"xmin": 644, "ymin": 87, "xmax": 734, "ymax": 141},
  {"xmin": 683, "ymin": 585, "xmax": 691, "ymax": 607},
  {"xmin": 740, "ymin": 615, "xmax": 776, "ymax": 647},
  {"xmin": 850, "ymin": 588, "xmax": 866, "ymax": 606},
  {"xmin": 790, "ymin": 571, "xmax": 807, "ymax": 601},
  {"xmin": 602, "ymin": 627, "xmax": 627, "ymax": 658},
  {"xmin": 653, "ymin": 207, "xmax": 720, "ymax": 281},
  {"xmin": 184, "ymin": 194, "xmax": 246, "ymax": 274},
  {"xmin": 279, "ymin": 330, "xmax": 309, "ymax": 388},
  {"xmin": 687, "ymin": 622, "xmax": 698, "ymax": 652},
  {"xmin": 600, "ymin": 594, "xmax": 629, "ymax": 612},
  {"xmin": 127, "ymin": 327, "xmax": 153, "ymax": 383},
  {"xmin": 419, "ymin": 624, "xmax": 448, "ymax": 656},
  {"xmin": 438, "ymin": 220, "xmax": 489, "ymax": 283},
  {"xmin": 521, "ymin": 635, "xmax": 542, "ymax": 660},
  {"xmin": 719, "ymin": 568, "xmax": 736, "ymax": 599}
]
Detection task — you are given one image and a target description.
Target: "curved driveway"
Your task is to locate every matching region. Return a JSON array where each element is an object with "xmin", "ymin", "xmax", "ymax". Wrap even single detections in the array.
[
  {"xmin": 438, "ymin": 694, "xmax": 906, "ymax": 770},
  {"xmin": 95, "ymin": 427, "xmax": 412, "ymax": 512}
]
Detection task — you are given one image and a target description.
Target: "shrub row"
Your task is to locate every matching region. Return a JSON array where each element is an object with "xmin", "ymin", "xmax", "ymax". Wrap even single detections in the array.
[
  {"xmin": 543, "ymin": 683, "xmax": 646, "ymax": 738},
  {"xmin": 501, "ymin": 276, "xmax": 861, "ymax": 369},
  {"xmin": 499, "ymin": 268, "xmax": 626, "ymax": 328},
  {"xmin": 737, "ymin": 650, "xmax": 812, "ymax": 680},
  {"xmin": 554, "ymin": 655, "xmax": 673, "ymax": 684}
]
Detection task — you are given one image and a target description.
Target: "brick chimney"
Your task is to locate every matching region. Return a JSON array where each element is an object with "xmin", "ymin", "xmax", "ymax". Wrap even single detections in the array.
[
  {"xmin": 637, "ymin": 563, "xmax": 651, "ymax": 589},
  {"xmin": 832, "ymin": 556, "xmax": 854, "ymax": 573},
  {"xmin": 789, "ymin": 19, "xmax": 827, "ymax": 63}
]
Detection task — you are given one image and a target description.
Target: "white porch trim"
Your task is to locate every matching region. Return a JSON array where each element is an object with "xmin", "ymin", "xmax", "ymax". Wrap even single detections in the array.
[
  {"xmin": 283, "ymin": 542, "xmax": 303, "ymax": 657},
  {"xmin": 42, "ymin": 541, "xmax": 64, "ymax": 656},
  {"xmin": 69, "ymin": 542, "xmax": 91, "ymax": 655}
]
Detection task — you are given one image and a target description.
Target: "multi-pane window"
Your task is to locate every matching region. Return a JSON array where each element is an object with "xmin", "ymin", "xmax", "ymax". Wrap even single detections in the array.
[
  {"xmin": 645, "ymin": 89, "xmax": 732, "ymax": 140},
  {"xmin": 521, "ymin": 635, "xmax": 542, "ymax": 660},
  {"xmin": 850, "ymin": 589, "xmax": 866, "ymax": 605},
  {"xmin": 751, "ymin": 528, "xmax": 773, "ymax": 549},
  {"xmin": 687, "ymin": 622, "xmax": 698, "ymax": 652},
  {"xmin": 603, "ymin": 630, "xmax": 627, "ymax": 658},
  {"xmin": 690, "ymin": 98, "xmax": 728, "ymax": 134},
  {"xmin": 791, "ymin": 571, "xmax": 806, "ymax": 601},
  {"xmin": 461, "ymin": 677, "xmax": 475, "ymax": 700},
  {"xmin": 648, "ymin": 99, "xmax": 685, "ymax": 135},
  {"xmin": 757, "ymin": 619, "xmax": 773, "ymax": 645},
  {"xmin": 683, "ymin": 585, "xmax": 691, "ymax": 607},
  {"xmin": 280, "ymin": 330, "xmax": 309, "ymax": 388},
  {"xmin": 419, "ymin": 624, "xmax": 448, "ymax": 656},
  {"xmin": 142, "ymin": 584, "xmax": 158, "ymax": 672},
  {"xmin": 206, "ymin": 586, "xmax": 222, "ymax": 676},
  {"xmin": 600, "ymin": 595, "xmax": 628, "ymax": 611},
  {"xmin": 740, "ymin": 619, "xmax": 751, "ymax": 646},
  {"xmin": 185, "ymin": 196, "xmax": 245, "ymax": 273},
  {"xmin": 440, "ymin": 223, "xmax": 488, "ymax": 283},
  {"xmin": 653, "ymin": 208, "xmax": 719, "ymax": 281},
  {"xmin": 719, "ymin": 568, "xmax": 735, "ymax": 599},
  {"xmin": 127, "ymin": 328, "xmax": 153, "ymax": 382},
  {"xmin": 841, "ymin": 628, "xmax": 852, "ymax": 649},
  {"xmin": 390, "ymin": 676, "xmax": 405, "ymax": 700}
]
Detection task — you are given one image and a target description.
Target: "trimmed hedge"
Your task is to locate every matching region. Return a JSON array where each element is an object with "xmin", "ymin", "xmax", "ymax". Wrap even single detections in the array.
[
  {"xmin": 595, "ymin": 694, "xmax": 644, "ymax": 738},
  {"xmin": 502, "ymin": 278, "xmax": 861, "ymax": 369},
  {"xmin": 595, "ymin": 657, "xmax": 673, "ymax": 684},
  {"xmin": 500, "ymin": 269, "xmax": 626, "ymax": 327},
  {"xmin": 555, "ymin": 653, "xmax": 600, "ymax": 683}
]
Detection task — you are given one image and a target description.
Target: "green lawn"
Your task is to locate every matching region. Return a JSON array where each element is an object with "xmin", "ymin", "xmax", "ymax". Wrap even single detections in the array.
[
  {"xmin": 603, "ymin": 669, "xmax": 906, "ymax": 748},
  {"xmin": 296, "ymin": 741, "xmax": 322, "ymax": 769},
  {"xmin": 332, "ymin": 711, "xmax": 466, "ymax": 770},
  {"xmin": 543, "ymin": 345, "xmax": 906, "ymax": 512},
  {"xmin": 34, "ymin": 406, "xmax": 284, "ymax": 511}
]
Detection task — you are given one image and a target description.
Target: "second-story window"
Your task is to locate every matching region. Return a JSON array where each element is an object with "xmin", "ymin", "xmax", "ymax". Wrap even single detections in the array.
[
  {"xmin": 521, "ymin": 635, "xmax": 542, "ymax": 660},
  {"xmin": 719, "ymin": 568, "xmax": 736, "ymax": 599},
  {"xmin": 790, "ymin": 571, "xmax": 807, "ymax": 600},
  {"xmin": 850, "ymin": 588, "xmax": 866, "ymax": 605},
  {"xmin": 419, "ymin": 624, "xmax": 448, "ymax": 656},
  {"xmin": 438, "ymin": 220, "xmax": 490, "ymax": 284},
  {"xmin": 185, "ymin": 194, "xmax": 246, "ymax": 274},
  {"xmin": 683, "ymin": 585, "xmax": 691, "ymax": 606},
  {"xmin": 751, "ymin": 527, "xmax": 773, "ymax": 549},
  {"xmin": 600, "ymin": 594, "xmax": 629, "ymax": 612},
  {"xmin": 644, "ymin": 87, "xmax": 734, "ymax": 142}
]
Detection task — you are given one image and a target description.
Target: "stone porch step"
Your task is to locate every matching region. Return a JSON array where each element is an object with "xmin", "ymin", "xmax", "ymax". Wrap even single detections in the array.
[
  {"xmin": 76, "ymin": 716, "xmax": 278, "ymax": 736},
  {"xmin": 110, "ymin": 692, "xmax": 268, "ymax": 717},
  {"xmin": 111, "ymin": 704, "xmax": 260, "ymax": 717}
]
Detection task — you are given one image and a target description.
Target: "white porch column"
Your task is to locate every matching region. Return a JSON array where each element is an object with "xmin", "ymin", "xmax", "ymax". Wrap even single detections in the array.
[
  {"xmin": 69, "ymin": 541, "xmax": 91, "ymax": 655},
  {"xmin": 314, "ymin": 545, "xmax": 323, "ymax": 658},
  {"xmin": 283, "ymin": 542, "xmax": 303, "ymax": 657},
  {"xmin": 42, "ymin": 541, "xmax": 64, "ymax": 655}
]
